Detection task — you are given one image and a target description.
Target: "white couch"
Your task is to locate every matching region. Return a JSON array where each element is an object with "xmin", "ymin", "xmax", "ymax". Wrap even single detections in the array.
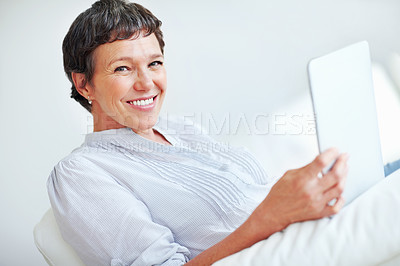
[
  {"xmin": 34, "ymin": 209, "xmax": 85, "ymax": 266},
  {"xmin": 34, "ymin": 169, "xmax": 400, "ymax": 266},
  {"xmin": 34, "ymin": 59, "xmax": 400, "ymax": 266}
]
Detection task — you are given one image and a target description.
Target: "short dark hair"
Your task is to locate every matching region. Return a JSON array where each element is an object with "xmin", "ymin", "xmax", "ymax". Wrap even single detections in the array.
[{"xmin": 62, "ymin": 0, "xmax": 165, "ymax": 112}]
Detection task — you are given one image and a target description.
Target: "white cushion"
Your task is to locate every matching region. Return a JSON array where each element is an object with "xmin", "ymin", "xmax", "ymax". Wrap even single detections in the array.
[
  {"xmin": 213, "ymin": 169, "xmax": 400, "ymax": 266},
  {"xmin": 33, "ymin": 209, "xmax": 85, "ymax": 266}
]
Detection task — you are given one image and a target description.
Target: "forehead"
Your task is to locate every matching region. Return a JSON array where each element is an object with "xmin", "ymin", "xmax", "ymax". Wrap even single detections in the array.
[{"xmin": 93, "ymin": 33, "xmax": 162, "ymax": 65}]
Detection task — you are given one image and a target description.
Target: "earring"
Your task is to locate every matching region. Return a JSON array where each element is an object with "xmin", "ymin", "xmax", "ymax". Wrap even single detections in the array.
[{"xmin": 88, "ymin": 96, "xmax": 92, "ymax": 105}]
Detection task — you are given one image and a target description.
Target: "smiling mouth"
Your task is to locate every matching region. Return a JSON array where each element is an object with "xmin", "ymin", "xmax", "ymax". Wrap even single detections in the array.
[{"xmin": 127, "ymin": 95, "xmax": 157, "ymax": 106}]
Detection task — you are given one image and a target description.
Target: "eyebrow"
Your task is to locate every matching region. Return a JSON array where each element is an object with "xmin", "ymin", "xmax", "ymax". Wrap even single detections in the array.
[{"xmin": 108, "ymin": 53, "xmax": 164, "ymax": 67}]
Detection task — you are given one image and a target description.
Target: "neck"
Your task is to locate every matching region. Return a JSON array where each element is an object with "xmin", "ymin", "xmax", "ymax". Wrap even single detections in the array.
[
  {"xmin": 90, "ymin": 104, "xmax": 171, "ymax": 146},
  {"xmin": 91, "ymin": 106, "xmax": 125, "ymax": 132}
]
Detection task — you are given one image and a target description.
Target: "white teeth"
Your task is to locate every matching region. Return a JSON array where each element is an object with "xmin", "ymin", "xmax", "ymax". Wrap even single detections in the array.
[{"xmin": 130, "ymin": 97, "xmax": 154, "ymax": 106}]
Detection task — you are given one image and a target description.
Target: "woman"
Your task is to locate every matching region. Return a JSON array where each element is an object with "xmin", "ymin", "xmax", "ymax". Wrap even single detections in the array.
[{"xmin": 48, "ymin": 0, "xmax": 351, "ymax": 265}]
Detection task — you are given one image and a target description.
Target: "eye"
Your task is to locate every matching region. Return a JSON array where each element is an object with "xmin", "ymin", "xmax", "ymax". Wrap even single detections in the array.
[
  {"xmin": 114, "ymin": 66, "xmax": 129, "ymax": 72},
  {"xmin": 149, "ymin": 61, "xmax": 163, "ymax": 68}
]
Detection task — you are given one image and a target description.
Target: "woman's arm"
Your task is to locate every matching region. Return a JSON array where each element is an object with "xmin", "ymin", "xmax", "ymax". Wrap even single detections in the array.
[
  {"xmin": 187, "ymin": 148, "xmax": 348, "ymax": 265},
  {"xmin": 48, "ymin": 158, "xmax": 191, "ymax": 265}
]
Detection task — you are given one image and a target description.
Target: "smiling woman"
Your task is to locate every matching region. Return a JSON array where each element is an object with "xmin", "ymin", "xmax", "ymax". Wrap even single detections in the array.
[
  {"xmin": 47, "ymin": 0, "xmax": 353, "ymax": 265},
  {"xmin": 72, "ymin": 33, "xmax": 168, "ymax": 143},
  {"xmin": 62, "ymin": 0, "xmax": 167, "ymax": 143}
]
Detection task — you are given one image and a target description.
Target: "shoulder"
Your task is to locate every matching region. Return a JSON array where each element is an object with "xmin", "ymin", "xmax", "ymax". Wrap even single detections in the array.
[
  {"xmin": 51, "ymin": 145, "xmax": 95, "ymax": 174},
  {"xmin": 48, "ymin": 149, "xmax": 94, "ymax": 191},
  {"xmin": 47, "ymin": 144, "xmax": 116, "ymax": 191}
]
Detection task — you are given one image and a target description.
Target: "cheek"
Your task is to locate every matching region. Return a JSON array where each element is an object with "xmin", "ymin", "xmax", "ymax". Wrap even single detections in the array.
[
  {"xmin": 102, "ymin": 77, "xmax": 133, "ymax": 102},
  {"xmin": 155, "ymin": 70, "xmax": 167, "ymax": 92}
]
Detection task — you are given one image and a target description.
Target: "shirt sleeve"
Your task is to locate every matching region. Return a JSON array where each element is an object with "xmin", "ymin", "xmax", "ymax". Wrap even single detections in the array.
[{"xmin": 47, "ymin": 156, "xmax": 191, "ymax": 266}]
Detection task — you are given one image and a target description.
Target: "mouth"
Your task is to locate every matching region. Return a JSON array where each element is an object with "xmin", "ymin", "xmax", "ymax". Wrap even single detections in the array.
[{"xmin": 127, "ymin": 95, "xmax": 157, "ymax": 107}]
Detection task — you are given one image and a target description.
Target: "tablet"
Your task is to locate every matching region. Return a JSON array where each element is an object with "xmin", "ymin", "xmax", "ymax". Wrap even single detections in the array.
[{"xmin": 308, "ymin": 41, "xmax": 385, "ymax": 204}]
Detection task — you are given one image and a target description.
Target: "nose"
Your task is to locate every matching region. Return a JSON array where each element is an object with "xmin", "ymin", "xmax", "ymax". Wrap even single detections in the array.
[{"xmin": 133, "ymin": 69, "xmax": 153, "ymax": 91}]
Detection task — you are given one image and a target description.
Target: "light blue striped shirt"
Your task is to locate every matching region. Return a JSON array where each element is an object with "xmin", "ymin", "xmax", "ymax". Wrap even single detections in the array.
[{"xmin": 47, "ymin": 116, "xmax": 272, "ymax": 266}]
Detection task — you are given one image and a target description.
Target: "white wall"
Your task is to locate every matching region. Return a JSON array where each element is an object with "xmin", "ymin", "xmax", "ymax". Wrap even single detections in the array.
[{"xmin": 0, "ymin": 0, "xmax": 399, "ymax": 265}]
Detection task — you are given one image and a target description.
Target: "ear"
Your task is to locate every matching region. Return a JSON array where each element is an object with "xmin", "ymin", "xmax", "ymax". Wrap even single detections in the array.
[{"xmin": 71, "ymin": 72, "xmax": 92, "ymax": 99}]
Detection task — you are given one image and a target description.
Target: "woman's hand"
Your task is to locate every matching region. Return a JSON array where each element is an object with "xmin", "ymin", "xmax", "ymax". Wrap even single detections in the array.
[
  {"xmin": 187, "ymin": 148, "xmax": 348, "ymax": 265},
  {"xmin": 248, "ymin": 148, "xmax": 349, "ymax": 240}
]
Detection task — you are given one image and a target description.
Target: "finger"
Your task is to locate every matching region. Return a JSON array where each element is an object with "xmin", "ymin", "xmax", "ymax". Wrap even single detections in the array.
[
  {"xmin": 329, "ymin": 153, "xmax": 349, "ymax": 177},
  {"xmin": 322, "ymin": 181, "xmax": 345, "ymax": 203},
  {"xmin": 319, "ymin": 153, "xmax": 349, "ymax": 190},
  {"xmin": 306, "ymin": 147, "xmax": 339, "ymax": 177},
  {"xmin": 323, "ymin": 157, "xmax": 349, "ymax": 192},
  {"xmin": 321, "ymin": 196, "xmax": 346, "ymax": 217},
  {"xmin": 335, "ymin": 164, "xmax": 348, "ymax": 191}
]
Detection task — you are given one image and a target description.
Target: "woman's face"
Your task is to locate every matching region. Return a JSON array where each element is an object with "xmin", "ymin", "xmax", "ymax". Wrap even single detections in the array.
[{"xmin": 88, "ymin": 33, "xmax": 166, "ymax": 133}]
